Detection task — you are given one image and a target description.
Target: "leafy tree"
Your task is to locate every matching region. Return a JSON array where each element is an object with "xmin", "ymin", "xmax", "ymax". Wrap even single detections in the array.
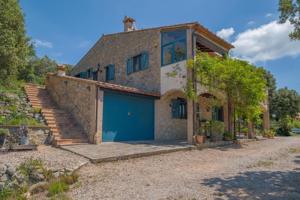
[
  {"xmin": 20, "ymin": 56, "xmax": 58, "ymax": 84},
  {"xmin": 187, "ymin": 53, "xmax": 267, "ymax": 138},
  {"xmin": 270, "ymin": 87, "xmax": 300, "ymax": 120},
  {"xmin": 279, "ymin": 0, "xmax": 300, "ymax": 40},
  {"xmin": 0, "ymin": 0, "xmax": 34, "ymax": 84}
]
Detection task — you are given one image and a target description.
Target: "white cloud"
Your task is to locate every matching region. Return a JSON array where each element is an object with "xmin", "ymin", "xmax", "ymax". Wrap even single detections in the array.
[
  {"xmin": 232, "ymin": 21, "xmax": 300, "ymax": 63},
  {"xmin": 265, "ymin": 13, "xmax": 273, "ymax": 18},
  {"xmin": 32, "ymin": 39, "xmax": 53, "ymax": 48},
  {"xmin": 216, "ymin": 27, "xmax": 235, "ymax": 41}
]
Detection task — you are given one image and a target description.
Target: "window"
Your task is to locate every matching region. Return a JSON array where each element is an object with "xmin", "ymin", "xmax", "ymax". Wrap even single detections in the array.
[
  {"xmin": 105, "ymin": 64, "xmax": 115, "ymax": 81},
  {"xmin": 127, "ymin": 52, "xmax": 149, "ymax": 75},
  {"xmin": 79, "ymin": 71, "xmax": 87, "ymax": 79},
  {"xmin": 171, "ymin": 98, "xmax": 187, "ymax": 119},
  {"xmin": 212, "ymin": 106, "xmax": 224, "ymax": 121},
  {"xmin": 161, "ymin": 30, "xmax": 187, "ymax": 66}
]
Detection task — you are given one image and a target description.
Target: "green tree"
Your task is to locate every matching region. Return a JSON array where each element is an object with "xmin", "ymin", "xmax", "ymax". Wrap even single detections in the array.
[
  {"xmin": 187, "ymin": 53, "xmax": 267, "ymax": 137},
  {"xmin": 0, "ymin": 0, "xmax": 33, "ymax": 84},
  {"xmin": 20, "ymin": 56, "xmax": 58, "ymax": 84},
  {"xmin": 279, "ymin": 0, "xmax": 300, "ymax": 40},
  {"xmin": 270, "ymin": 87, "xmax": 300, "ymax": 120}
]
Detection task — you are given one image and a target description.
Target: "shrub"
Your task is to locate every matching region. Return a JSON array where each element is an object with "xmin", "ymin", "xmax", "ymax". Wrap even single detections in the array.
[
  {"xmin": 263, "ymin": 129, "xmax": 275, "ymax": 138},
  {"xmin": 276, "ymin": 116, "xmax": 293, "ymax": 136},
  {"xmin": 17, "ymin": 158, "xmax": 47, "ymax": 184},
  {"xmin": 223, "ymin": 131, "xmax": 233, "ymax": 141},
  {"xmin": 0, "ymin": 186, "xmax": 27, "ymax": 200},
  {"xmin": 291, "ymin": 120, "xmax": 300, "ymax": 128}
]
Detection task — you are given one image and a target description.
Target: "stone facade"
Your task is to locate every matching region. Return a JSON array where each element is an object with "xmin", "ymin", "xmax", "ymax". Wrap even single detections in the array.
[
  {"xmin": 46, "ymin": 74, "xmax": 100, "ymax": 144},
  {"xmin": 155, "ymin": 90, "xmax": 187, "ymax": 140},
  {"xmin": 72, "ymin": 29, "xmax": 161, "ymax": 94}
]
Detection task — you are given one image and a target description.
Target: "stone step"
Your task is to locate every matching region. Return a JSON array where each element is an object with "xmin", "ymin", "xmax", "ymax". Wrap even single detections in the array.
[
  {"xmin": 25, "ymin": 84, "xmax": 89, "ymax": 146},
  {"xmin": 54, "ymin": 139, "xmax": 89, "ymax": 146}
]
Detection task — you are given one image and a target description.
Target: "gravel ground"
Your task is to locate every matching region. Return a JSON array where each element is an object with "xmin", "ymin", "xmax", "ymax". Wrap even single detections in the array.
[
  {"xmin": 0, "ymin": 145, "xmax": 88, "ymax": 171},
  {"xmin": 68, "ymin": 136, "xmax": 300, "ymax": 200}
]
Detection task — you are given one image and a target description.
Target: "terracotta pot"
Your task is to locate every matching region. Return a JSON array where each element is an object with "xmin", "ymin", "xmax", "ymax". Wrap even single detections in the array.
[{"xmin": 194, "ymin": 135, "xmax": 206, "ymax": 144}]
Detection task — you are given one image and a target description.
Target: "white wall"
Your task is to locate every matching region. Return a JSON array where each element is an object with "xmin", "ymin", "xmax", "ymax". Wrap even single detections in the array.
[{"xmin": 160, "ymin": 60, "xmax": 187, "ymax": 95}]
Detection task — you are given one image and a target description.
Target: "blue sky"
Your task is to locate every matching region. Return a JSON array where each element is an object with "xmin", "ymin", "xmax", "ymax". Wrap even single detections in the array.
[{"xmin": 20, "ymin": 0, "xmax": 300, "ymax": 92}]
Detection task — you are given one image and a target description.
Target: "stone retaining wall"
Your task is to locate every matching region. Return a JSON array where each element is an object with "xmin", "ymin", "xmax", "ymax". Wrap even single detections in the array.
[
  {"xmin": 46, "ymin": 74, "xmax": 101, "ymax": 144},
  {"xmin": 0, "ymin": 125, "xmax": 50, "ymax": 145}
]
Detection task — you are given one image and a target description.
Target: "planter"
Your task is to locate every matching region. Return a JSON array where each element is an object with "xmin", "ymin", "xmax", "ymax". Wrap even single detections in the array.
[{"xmin": 194, "ymin": 135, "xmax": 206, "ymax": 144}]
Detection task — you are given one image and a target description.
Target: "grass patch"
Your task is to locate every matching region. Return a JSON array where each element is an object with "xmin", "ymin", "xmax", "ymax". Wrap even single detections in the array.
[
  {"xmin": 288, "ymin": 147, "xmax": 300, "ymax": 154},
  {"xmin": 248, "ymin": 160, "xmax": 274, "ymax": 168},
  {"xmin": 48, "ymin": 180, "xmax": 69, "ymax": 197}
]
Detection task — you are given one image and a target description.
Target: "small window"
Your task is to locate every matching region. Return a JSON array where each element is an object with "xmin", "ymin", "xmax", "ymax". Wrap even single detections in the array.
[
  {"xmin": 105, "ymin": 64, "xmax": 115, "ymax": 81},
  {"xmin": 79, "ymin": 71, "xmax": 87, "ymax": 79},
  {"xmin": 212, "ymin": 106, "xmax": 224, "ymax": 121},
  {"xmin": 127, "ymin": 52, "xmax": 149, "ymax": 75},
  {"xmin": 171, "ymin": 98, "xmax": 187, "ymax": 119}
]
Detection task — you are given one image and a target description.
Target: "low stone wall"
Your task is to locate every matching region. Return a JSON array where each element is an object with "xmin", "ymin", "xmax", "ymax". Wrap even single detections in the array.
[
  {"xmin": 46, "ymin": 74, "xmax": 100, "ymax": 144},
  {"xmin": 0, "ymin": 125, "xmax": 50, "ymax": 145}
]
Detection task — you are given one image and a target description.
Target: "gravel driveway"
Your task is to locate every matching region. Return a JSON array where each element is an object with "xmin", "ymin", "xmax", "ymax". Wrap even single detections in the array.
[{"xmin": 69, "ymin": 136, "xmax": 300, "ymax": 200}]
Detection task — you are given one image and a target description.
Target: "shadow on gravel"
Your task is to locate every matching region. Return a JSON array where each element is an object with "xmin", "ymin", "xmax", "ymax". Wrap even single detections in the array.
[
  {"xmin": 213, "ymin": 143, "xmax": 243, "ymax": 151},
  {"xmin": 294, "ymin": 156, "xmax": 300, "ymax": 165},
  {"xmin": 202, "ymin": 170, "xmax": 300, "ymax": 200}
]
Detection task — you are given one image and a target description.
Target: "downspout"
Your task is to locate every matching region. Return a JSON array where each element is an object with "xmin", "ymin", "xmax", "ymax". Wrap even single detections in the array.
[{"xmin": 95, "ymin": 86, "xmax": 99, "ymax": 144}]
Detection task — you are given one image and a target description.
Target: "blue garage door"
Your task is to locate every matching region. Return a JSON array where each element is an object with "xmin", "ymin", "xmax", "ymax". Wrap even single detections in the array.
[{"xmin": 102, "ymin": 91, "xmax": 155, "ymax": 142}]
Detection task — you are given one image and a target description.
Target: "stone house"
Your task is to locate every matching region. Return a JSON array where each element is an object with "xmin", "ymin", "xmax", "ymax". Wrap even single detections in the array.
[{"xmin": 46, "ymin": 17, "xmax": 269, "ymax": 144}]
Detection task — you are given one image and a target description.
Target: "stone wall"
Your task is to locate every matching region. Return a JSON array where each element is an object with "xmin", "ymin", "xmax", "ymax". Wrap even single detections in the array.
[
  {"xmin": 155, "ymin": 90, "xmax": 187, "ymax": 140},
  {"xmin": 0, "ymin": 125, "xmax": 50, "ymax": 145},
  {"xmin": 72, "ymin": 29, "xmax": 161, "ymax": 93},
  {"xmin": 46, "ymin": 74, "xmax": 101, "ymax": 144}
]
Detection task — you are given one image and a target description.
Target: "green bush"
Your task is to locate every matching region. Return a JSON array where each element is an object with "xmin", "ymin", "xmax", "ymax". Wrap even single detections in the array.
[
  {"xmin": 223, "ymin": 131, "xmax": 233, "ymax": 140},
  {"xmin": 263, "ymin": 129, "xmax": 275, "ymax": 138},
  {"xmin": 276, "ymin": 116, "xmax": 293, "ymax": 136},
  {"xmin": 291, "ymin": 120, "xmax": 300, "ymax": 128}
]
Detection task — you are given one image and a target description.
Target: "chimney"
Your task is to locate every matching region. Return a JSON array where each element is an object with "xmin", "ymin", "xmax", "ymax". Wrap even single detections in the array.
[{"xmin": 123, "ymin": 16, "xmax": 136, "ymax": 32}]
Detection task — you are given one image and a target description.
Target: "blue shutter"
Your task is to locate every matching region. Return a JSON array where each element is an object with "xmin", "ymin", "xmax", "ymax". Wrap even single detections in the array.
[
  {"xmin": 127, "ymin": 58, "xmax": 133, "ymax": 75},
  {"xmin": 141, "ymin": 52, "xmax": 149, "ymax": 70},
  {"xmin": 110, "ymin": 64, "xmax": 115, "ymax": 80}
]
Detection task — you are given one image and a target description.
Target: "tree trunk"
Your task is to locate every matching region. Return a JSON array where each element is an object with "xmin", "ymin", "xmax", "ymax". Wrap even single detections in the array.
[{"xmin": 227, "ymin": 95, "xmax": 234, "ymax": 136}]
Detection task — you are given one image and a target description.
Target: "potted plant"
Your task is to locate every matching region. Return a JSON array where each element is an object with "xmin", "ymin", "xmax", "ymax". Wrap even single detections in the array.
[
  {"xmin": 0, "ymin": 128, "xmax": 9, "ymax": 147},
  {"xmin": 194, "ymin": 126, "xmax": 206, "ymax": 144}
]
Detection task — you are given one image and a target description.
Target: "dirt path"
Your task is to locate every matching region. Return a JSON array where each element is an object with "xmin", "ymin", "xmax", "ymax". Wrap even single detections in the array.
[{"xmin": 69, "ymin": 136, "xmax": 300, "ymax": 200}]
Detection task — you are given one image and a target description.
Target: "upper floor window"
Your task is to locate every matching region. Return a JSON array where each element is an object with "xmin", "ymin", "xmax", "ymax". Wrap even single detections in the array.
[
  {"xmin": 127, "ymin": 52, "xmax": 149, "ymax": 75},
  {"xmin": 171, "ymin": 98, "xmax": 187, "ymax": 119},
  {"xmin": 106, "ymin": 64, "xmax": 115, "ymax": 81},
  {"xmin": 161, "ymin": 30, "xmax": 187, "ymax": 66}
]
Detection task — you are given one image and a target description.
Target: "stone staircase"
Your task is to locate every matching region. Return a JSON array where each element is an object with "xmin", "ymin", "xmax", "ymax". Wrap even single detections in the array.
[{"xmin": 24, "ymin": 84, "xmax": 88, "ymax": 146}]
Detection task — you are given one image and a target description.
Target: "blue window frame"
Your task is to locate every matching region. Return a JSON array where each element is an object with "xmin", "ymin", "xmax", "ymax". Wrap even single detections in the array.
[
  {"xmin": 171, "ymin": 98, "xmax": 187, "ymax": 119},
  {"xmin": 106, "ymin": 64, "xmax": 115, "ymax": 81},
  {"xmin": 161, "ymin": 29, "xmax": 187, "ymax": 66},
  {"xmin": 127, "ymin": 52, "xmax": 149, "ymax": 75},
  {"xmin": 212, "ymin": 106, "xmax": 224, "ymax": 121}
]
